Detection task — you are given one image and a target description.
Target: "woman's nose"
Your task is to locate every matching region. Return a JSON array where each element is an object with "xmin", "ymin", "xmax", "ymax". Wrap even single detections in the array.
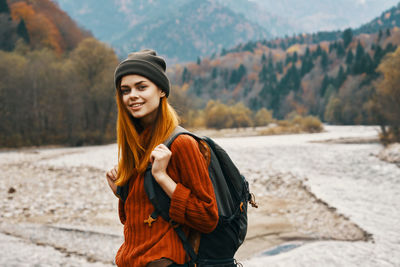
[{"xmin": 127, "ymin": 88, "xmax": 139, "ymax": 98}]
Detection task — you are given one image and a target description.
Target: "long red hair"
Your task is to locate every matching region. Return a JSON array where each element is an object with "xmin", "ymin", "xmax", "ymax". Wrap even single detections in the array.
[{"xmin": 115, "ymin": 86, "xmax": 179, "ymax": 186}]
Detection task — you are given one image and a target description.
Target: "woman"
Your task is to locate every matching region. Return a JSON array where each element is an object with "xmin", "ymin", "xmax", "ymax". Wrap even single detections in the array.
[{"xmin": 106, "ymin": 49, "xmax": 219, "ymax": 267}]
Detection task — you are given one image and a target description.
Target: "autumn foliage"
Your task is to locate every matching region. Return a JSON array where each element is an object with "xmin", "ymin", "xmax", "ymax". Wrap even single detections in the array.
[
  {"xmin": 7, "ymin": 0, "xmax": 90, "ymax": 53},
  {"xmin": 374, "ymin": 46, "xmax": 400, "ymax": 143},
  {"xmin": 0, "ymin": 38, "xmax": 118, "ymax": 147}
]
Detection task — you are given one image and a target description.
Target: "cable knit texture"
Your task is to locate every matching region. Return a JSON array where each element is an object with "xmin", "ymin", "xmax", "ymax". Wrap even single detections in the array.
[{"xmin": 115, "ymin": 134, "xmax": 219, "ymax": 267}]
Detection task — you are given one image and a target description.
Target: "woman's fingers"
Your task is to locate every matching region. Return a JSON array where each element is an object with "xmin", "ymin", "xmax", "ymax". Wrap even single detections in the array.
[
  {"xmin": 106, "ymin": 165, "xmax": 118, "ymax": 181},
  {"xmin": 150, "ymin": 144, "xmax": 172, "ymax": 176}
]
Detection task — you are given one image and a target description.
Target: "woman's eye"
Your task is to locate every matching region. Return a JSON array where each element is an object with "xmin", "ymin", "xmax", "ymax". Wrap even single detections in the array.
[
  {"xmin": 138, "ymin": 85, "xmax": 147, "ymax": 90},
  {"xmin": 121, "ymin": 88, "xmax": 130, "ymax": 94}
]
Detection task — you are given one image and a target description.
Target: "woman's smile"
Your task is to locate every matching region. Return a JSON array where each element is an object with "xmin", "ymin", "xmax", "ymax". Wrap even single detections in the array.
[{"xmin": 128, "ymin": 102, "xmax": 145, "ymax": 110}]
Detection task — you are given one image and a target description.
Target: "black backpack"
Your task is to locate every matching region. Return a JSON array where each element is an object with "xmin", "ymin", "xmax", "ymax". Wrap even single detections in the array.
[{"xmin": 117, "ymin": 126, "xmax": 257, "ymax": 266}]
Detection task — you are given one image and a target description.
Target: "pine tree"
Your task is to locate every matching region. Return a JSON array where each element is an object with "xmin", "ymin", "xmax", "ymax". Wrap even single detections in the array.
[
  {"xmin": 320, "ymin": 75, "xmax": 330, "ymax": 96},
  {"xmin": 352, "ymin": 41, "xmax": 365, "ymax": 74},
  {"xmin": 259, "ymin": 64, "xmax": 267, "ymax": 82},
  {"xmin": 305, "ymin": 47, "xmax": 310, "ymax": 58},
  {"xmin": 292, "ymin": 52, "xmax": 298, "ymax": 63},
  {"xmin": 182, "ymin": 67, "xmax": 190, "ymax": 83},
  {"xmin": 211, "ymin": 67, "xmax": 218, "ymax": 79},
  {"xmin": 346, "ymin": 50, "xmax": 354, "ymax": 65},
  {"xmin": 261, "ymin": 53, "xmax": 267, "ymax": 63},
  {"xmin": 335, "ymin": 66, "xmax": 346, "ymax": 88},
  {"xmin": 17, "ymin": 19, "xmax": 30, "ymax": 44},
  {"xmin": 386, "ymin": 28, "xmax": 391, "ymax": 37},
  {"xmin": 373, "ymin": 45, "xmax": 384, "ymax": 68},
  {"xmin": 336, "ymin": 42, "xmax": 345, "ymax": 58},
  {"xmin": 342, "ymin": 28, "xmax": 353, "ymax": 48},
  {"xmin": 378, "ymin": 29, "xmax": 383, "ymax": 42},
  {"xmin": 0, "ymin": 0, "xmax": 10, "ymax": 14},
  {"xmin": 268, "ymin": 55, "xmax": 274, "ymax": 71},
  {"xmin": 276, "ymin": 61, "xmax": 283, "ymax": 74},
  {"xmin": 300, "ymin": 57, "xmax": 314, "ymax": 77},
  {"xmin": 321, "ymin": 51, "xmax": 329, "ymax": 71},
  {"xmin": 313, "ymin": 45, "xmax": 322, "ymax": 59}
]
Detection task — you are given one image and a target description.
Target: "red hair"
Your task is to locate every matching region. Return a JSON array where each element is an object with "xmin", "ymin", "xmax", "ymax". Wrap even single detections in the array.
[{"xmin": 115, "ymin": 87, "xmax": 179, "ymax": 186}]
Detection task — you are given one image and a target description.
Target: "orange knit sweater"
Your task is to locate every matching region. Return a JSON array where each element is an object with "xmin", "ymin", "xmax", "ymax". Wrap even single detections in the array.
[{"xmin": 115, "ymin": 135, "xmax": 219, "ymax": 267}]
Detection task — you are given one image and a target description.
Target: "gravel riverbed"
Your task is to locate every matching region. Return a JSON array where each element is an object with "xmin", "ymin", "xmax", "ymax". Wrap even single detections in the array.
[{"xmin": 1, "ymin": 125, "xmax": 398, "ymax": 266}]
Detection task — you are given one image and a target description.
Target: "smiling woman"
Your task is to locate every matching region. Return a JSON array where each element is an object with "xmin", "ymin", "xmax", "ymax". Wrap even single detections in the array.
[
  {"xmin": 105, "ymin": 49, "xmax": 219, "ymax": 267},
  {"xmin": 120, "ymin": 75, "xmax": 166, "ymax": 126}
]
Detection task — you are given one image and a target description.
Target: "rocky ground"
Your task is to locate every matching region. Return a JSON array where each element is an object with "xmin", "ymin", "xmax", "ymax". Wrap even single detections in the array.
[{"xmin": 0, "ymin": 126, "xmax": 397, "ymax": 266}]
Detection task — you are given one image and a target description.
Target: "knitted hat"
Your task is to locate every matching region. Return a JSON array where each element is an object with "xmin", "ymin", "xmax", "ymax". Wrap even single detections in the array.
[{"xmin": 114, "ymin": 49, "xmax": 170, "ymax": 97}]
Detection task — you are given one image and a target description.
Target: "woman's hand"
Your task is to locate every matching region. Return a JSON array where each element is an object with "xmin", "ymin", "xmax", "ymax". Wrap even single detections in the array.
[
  {"xmin": 150, "ymin": 144, "xmax": 172, "ymax": 178},
  {"xmin": 106, "ymin": 165, "xmax": 118, "ymax": 197},
  {"xmin": 150, "ymin": 144, "xmax": 176, "ymax": 197}
]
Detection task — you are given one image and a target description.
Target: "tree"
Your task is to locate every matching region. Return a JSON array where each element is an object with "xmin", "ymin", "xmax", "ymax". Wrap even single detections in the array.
[
  {"xmin": 320, "ymin": 75, "xmax": 330, "ymax": 96},
  {"xmin": 346, "ymin": 50, "xmax": 354, "ymax": 65},
  {"xmin": 342, "ymin": 28, "xmax": 353, "ymax": 48},
  {"xmin": 230, "ymin": 102, "xmax": 253, "ymax": 128},
  {"xmin": 17, "ymin": 19, "xmax": 30, "ymax": 43},
  {"xmin": 336, "ymin": 42, "xmax": 345, "ymax": 58},
  {"xmin": 254, "ymin": 108, "xmax": 273, "ymax": 126},
  {"xmin": 205, "ymin": 100, "xmax": 232, "ymax": 129},
  {"xmin": 352, "ymin": 41, "xmax": 365, "ymax": 74},
  {"xmin": 68, "ymin": 38, "xmax": 118, "ymax": 143},
  {"xmin": 182, "ymin": 67, "xmax": 190, "ymax": 83},
  {"xmin": 0, "ymin": 13, "xmax": 18, "ymax": 51},
  {"xmin": 261, "ymin": 53, "xmax": 266, "ymax": 63},
  {"xmin": 386, "ymin": 28, "xmax": 391, "ymax": 37},
  {"xmin": 335, "ymin": 66, "xmax": 346, "ymax": 88},
  {"xmin": 320, "ymin": 50, "xmax": 329, "ymax": 71},
  {"xmin": 378, "ymin": 29, "xmax": 383, "ymax": 42},
  {"xmin": 0, "ymin": 0, "xmax": 10, "ymax": 14},
  {"xmin": 324, "ymin": 96, "xmax": 342, "ymax": 123},
  {"xmin": 374, "ymin": 46, "xmax": 400, "ymax": 142}
]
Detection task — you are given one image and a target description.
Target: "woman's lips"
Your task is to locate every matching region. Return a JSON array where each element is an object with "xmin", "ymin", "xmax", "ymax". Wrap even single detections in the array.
[{"xmin": 129, "ymin": 103, "xmax": 144, "ymax": 110}]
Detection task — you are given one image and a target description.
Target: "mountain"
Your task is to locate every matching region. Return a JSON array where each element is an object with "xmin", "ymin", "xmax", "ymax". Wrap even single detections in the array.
[
  {"xmin": 112, "ymin": 0, "xmax": 271, "ymax": 62},
  {"xmin": 356, "ymin": 3, "xmax": 400, "ymax": 34},
  {"xmin": 214, "ymin": 0, "xmax": 294, "ymax": 37},
  {"xmin": 53, "ymin": 0, "xmax": 279, "ymax": 61},
  {"xmin": 167, "ymin": 3, "xmax": 400, "ymax": 125},
  {"xmin": 250, "ymin": 0, "xmax": 400, "ymax": 34},
  {"xmin": 53, "ymin": 0, "xmax": 188, "ymax": 42}
]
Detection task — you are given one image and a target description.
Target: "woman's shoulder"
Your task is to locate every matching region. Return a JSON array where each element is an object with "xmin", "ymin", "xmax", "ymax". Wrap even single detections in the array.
[{"xmin": 170, "ymin": 134, "xmax": 198, "ymax": 151}]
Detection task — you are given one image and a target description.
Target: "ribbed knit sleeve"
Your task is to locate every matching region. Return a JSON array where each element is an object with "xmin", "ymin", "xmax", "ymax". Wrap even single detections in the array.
[{"xmin": 168, "ymin": 135, "xmax": 219, "ymax": 233}]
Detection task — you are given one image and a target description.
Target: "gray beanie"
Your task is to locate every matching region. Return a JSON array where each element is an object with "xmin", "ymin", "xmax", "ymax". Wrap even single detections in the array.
[{"xmin": 114, "ymin": 49, "xmax": 170, "ymax": 97}]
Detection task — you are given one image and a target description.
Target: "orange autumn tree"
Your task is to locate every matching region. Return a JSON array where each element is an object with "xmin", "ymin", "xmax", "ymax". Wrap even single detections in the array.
[{"xmin": 10, "ymin": 1, "xmax": 64, "ymax": 53}]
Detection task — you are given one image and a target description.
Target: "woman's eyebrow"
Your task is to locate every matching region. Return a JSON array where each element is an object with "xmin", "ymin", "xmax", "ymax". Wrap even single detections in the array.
[
  {"xmin": 134, "ymin": 80, "xmax": 146, "ymax": 86},
  {"xmin": 121, "ymin": 81, "xmax": 146, "ymax": 88}
]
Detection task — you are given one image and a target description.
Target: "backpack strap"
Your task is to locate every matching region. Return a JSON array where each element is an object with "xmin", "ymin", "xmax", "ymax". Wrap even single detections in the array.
[
  {"xmin": 144, "ymin": 126, "xmax": 199, "ymax": 262},
  {"xmin": 115, "ymin": 126, "xmax": 190, "ymax": 202}
]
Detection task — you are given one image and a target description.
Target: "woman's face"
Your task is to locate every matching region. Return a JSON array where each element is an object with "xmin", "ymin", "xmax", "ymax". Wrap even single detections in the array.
[{"xmin": 120, "ymin": 74, "xmax": 165, "ymax": 126}]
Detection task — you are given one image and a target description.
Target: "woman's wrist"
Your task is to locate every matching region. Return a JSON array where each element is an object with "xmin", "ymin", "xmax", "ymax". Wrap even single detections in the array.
[{"xmin": 153, "ymin": 171, "xmax": 177, "ymax": 198}]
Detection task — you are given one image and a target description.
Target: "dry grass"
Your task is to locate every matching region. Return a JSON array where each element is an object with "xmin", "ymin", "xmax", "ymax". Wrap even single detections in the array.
[{"xmin": 259, "ymin": 115, "xmax": 323, "ymax": 136}]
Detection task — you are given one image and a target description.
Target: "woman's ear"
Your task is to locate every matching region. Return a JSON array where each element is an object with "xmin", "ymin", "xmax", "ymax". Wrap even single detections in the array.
[{"xmin": 160, "ymin": 91, "xmax": 166, "ymax": 98}]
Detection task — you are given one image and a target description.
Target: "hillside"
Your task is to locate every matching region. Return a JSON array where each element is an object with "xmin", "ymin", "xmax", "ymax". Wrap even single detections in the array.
[
  {"xmin": 356, "ymin": 3, "xmax": 400, "ymax": 34},
  {"xmin": 251, "ymin": 0, "xmax": 400, "ymax": 34},
  {"xmin": 112, "ymin": 0, "xmax": 270, "ymax": 62},
  {"xmin": 53, "ymin": 0, "xmax": 282, "ymax": 61},
  {"xmin": 0, "ymin": 0, "xmax": 91, "ymax": 53},
  {"xmin": 168, "ymin": 22, "xmax": 399, "ymax": 125}
]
